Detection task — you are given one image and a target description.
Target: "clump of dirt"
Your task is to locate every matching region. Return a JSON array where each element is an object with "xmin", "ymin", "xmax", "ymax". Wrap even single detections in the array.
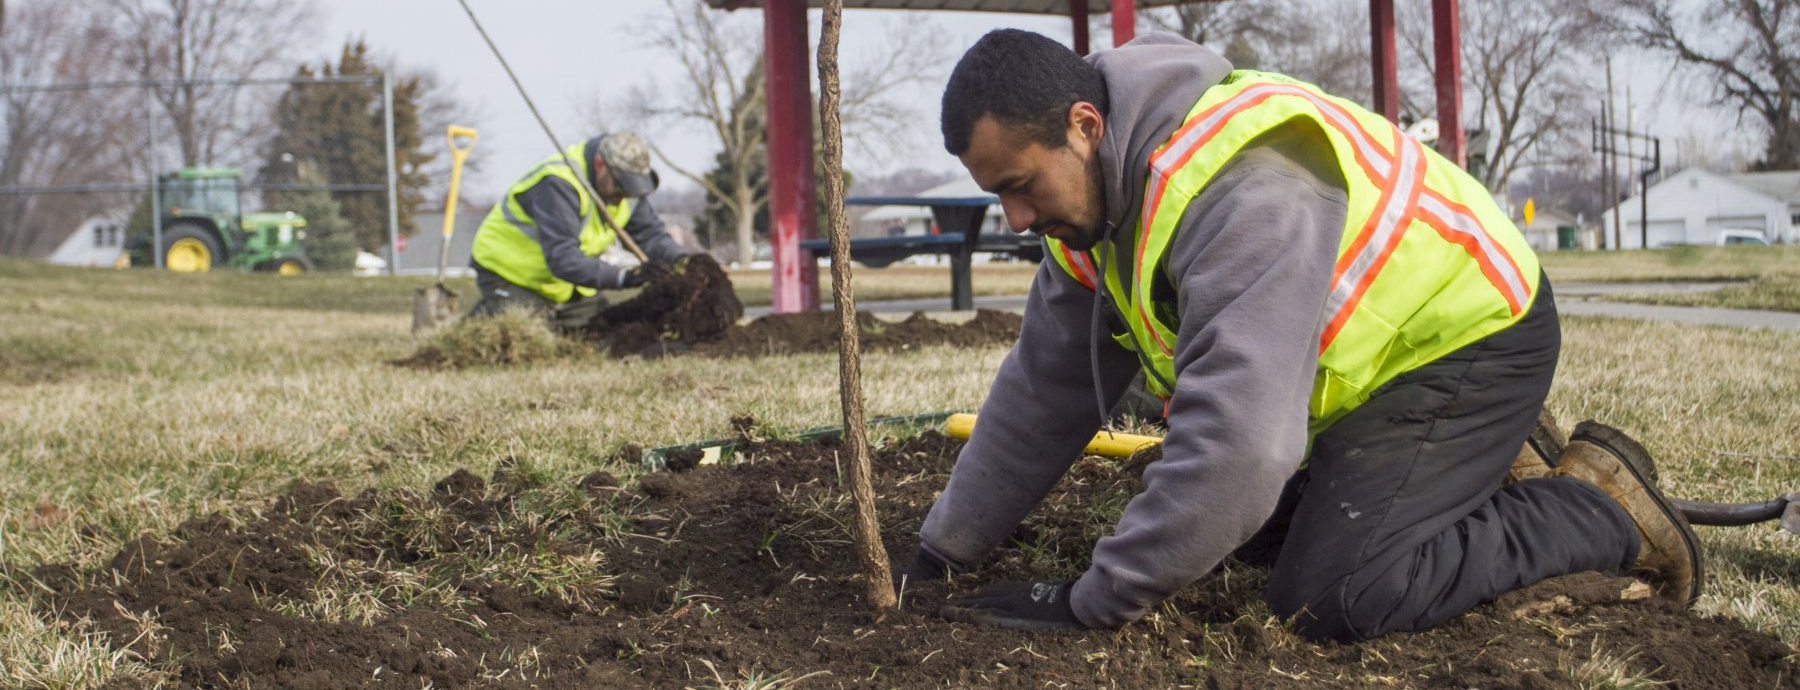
[
  {"xmin": 39, "ymin": 432, "xmax": 1797, "ymax": 689},
  {"xmin": 605, "ymin": 308, "xmax": 1023, "ymax": 358},
  {"xmin": 594, "ymin": 253, "xmax": 744, "ymax": 354},
  {"xmin": 390, "ymin": 309, "xmax": 576, "ymax": 370}
]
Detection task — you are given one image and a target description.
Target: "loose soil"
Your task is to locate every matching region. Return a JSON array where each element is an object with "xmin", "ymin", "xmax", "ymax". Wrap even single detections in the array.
[
  {"xmin": 599, "ymin": 308, "xmax": 1023, "ymax": 359},
  {"xmin": 594, "ymin": 254, "xmax": 744, "ymax": 353},
  {"xmin": 37, "ymin": 433, "xmax": 1797, "ymax": 689}
]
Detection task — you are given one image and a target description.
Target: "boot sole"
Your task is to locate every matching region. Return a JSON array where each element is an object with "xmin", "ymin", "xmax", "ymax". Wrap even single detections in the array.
[
  {"xmin": 1525, "ymin": 408, "xmax": 1568, "ymax": 469},
  {"xmin": 1568, "ymin": 421, "xmax": 1703, "ymax": 605}
]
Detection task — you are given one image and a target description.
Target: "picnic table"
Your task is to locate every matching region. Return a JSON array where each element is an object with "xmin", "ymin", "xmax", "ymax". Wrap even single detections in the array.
[{"xmin": 800, "ymin": 191, "xmax": 1042, "ymax": 310}]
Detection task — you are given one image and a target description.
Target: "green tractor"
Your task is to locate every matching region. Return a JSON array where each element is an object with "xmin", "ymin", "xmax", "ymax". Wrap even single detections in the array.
[{"xmin": 129, "ymin": 168, "xmax": 313, "ymax": 275}]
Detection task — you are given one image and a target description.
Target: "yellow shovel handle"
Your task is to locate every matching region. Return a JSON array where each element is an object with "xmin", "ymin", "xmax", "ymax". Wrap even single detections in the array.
[
  {"xmin": 944, "ymin": 413, "xmax": 1163, "ymax": 460},
  {"xmin": 441, "ymin": 125, "xmax": 479, "ymax": 239}
]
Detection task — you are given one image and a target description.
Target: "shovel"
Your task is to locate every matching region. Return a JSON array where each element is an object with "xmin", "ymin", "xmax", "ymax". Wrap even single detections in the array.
[
  {"xmin": 944, "ymin": 413, "xmax": 1800, "ymax": 536},
  {"xmin": 413, "ymin": 125, "xmax": 479, "ymax": 333}
]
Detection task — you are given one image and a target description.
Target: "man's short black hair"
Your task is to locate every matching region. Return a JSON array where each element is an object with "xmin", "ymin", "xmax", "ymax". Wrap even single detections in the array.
[{"xmin": 941, "ymin": 29, "xmax": 1109, "ymax": 156}]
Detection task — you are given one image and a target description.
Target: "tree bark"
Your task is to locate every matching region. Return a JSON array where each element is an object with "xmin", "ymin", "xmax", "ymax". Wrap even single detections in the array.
[
  {"xmin": 734, "ymin": 188, "xmax": 755, "ymax": 266},
  {"xmin": 816, "ymin": 0, "xmax": 895, "ymax": 611}
]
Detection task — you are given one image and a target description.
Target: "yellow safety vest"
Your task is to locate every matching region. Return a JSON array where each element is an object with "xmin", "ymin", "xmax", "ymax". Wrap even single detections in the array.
[
  {"xmin": 471, "ymin": 142, "xmax": 634, "ymax": 303},
  {"xmin": 1049, "ymin": 71, "xmax": 1538, "ymax": 434}
]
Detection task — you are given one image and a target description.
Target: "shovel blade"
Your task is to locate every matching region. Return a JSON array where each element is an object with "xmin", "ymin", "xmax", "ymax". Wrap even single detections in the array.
[
  {"xmin": 412, "ymin": 285, "xmax": 460, "ymax": 333},
  {"xmin": 1781, "ymin": 495, "xmax": 1800, "ymax": 536}
]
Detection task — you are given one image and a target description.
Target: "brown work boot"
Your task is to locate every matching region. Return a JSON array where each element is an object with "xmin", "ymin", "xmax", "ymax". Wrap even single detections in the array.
[
  {"xmin": 1507, "ymin": 409, "xmax": 1569, "ymax": 484},
  {"xmin": 1553, "ymin": 421, "xmax": 1703, "ymax": 606}
]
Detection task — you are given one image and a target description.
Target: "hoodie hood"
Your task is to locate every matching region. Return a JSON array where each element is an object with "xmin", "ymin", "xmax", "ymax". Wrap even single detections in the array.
[{"xmin": 1085, "ymin": 34, "xmax": 1234, "ymax": 273}]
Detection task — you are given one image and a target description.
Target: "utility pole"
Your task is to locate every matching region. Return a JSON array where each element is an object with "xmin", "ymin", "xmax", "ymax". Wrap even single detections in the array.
[
  {"xmin": 1594, "ymin": 121, "xmax": 1661, "ymax": 251},
  {"xmin": 1626, "ymin": 86, "xmax": 1635, "ymax": 248},
  {"xmin": 144, "ymin": 84, "xmax": 164, "ymax": 268},
  {"xmin": 1607, "ymin": 58, "xmax": 1620, "ymax": 250}
]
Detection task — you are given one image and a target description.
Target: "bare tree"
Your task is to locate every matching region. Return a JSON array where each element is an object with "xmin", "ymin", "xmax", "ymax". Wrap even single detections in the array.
[
  {"xmin": 105, "ymin": 0, "xmax": 318, "ymax": 168},
  {"xmin": 1599, "ymin": 0, "xmax": 1800, "ymax": 170},
  {"xmin": 1132, "ymin": 0, "xmax": 1372, "ymax": 104},
  {"xmin": 0, "ymin": 1, "xmax": 139, "ymax": 257},
  {"xmin": 611, "ymin": 0, "xmax": 950, "ymax": 266},
  {"xmin": 619, "ymin": 0, "xmax": 765, "ymax": 266},
  {"xmin": 834, "ymin": 17, "xmax": 949, "ymax": 164},
  {"xmin": 1398, "ymin": 0, "xmax": 1599, "ymax": 192}
]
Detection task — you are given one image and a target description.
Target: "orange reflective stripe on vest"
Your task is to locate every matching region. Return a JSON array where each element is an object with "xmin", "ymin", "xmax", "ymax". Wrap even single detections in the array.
[
  {"xmin": 1135, "ymin": 80, "xmax": 1530, "ymax": 357},
  {"xmin": 1044, "ymin": 70, "xmax": 1540, "ymax": 429}
]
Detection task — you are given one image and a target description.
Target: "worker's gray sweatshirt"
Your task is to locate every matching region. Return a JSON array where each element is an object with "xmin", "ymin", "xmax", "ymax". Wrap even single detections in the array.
[{"xmin": 917, "ymin": 34, "xmax": 1350, "ymax": 628}]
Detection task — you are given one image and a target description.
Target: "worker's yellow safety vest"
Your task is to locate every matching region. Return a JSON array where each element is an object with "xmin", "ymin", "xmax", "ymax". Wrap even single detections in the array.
[
  {"xmin": 472, "ymin": 142, "xmax": 634, "ymax": 303},
  {"xmin": 1049, "ymin": 71, "xmax": 1538, "ymax": 434}
]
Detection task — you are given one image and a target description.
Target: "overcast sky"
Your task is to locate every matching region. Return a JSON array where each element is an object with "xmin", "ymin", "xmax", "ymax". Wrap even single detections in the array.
[
  {"xmin": 310, "ymin": 0, "xmax": 1077, "ymax": 199},
  {"xmin": 307, "ymin": 1, "xmax": 1749, "ymax": 203}
]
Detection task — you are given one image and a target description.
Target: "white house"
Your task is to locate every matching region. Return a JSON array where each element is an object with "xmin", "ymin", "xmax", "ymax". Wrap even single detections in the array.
[
  {"xmin": 1727, "ymin": 170, "xmax": 1800, "ymax": 238},
  {"xmin": 1516, "ymin": 207, "xmax": 1581, "ymax": 252},
  {"xmin": 46, "ymin": 213, "xmax": 128, "ymax": 268},
  {"xmin": 1602, "ymin": 168, "xmax": 1796, "ymax": 248}
]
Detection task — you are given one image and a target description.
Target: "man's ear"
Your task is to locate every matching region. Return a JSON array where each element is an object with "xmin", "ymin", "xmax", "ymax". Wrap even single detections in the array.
[{"xmin": 1067, "ymin": 102, "xmax": 1104, "ymax": 152}]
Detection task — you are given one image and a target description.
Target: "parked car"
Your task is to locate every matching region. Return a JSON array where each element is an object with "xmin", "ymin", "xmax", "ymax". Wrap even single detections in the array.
[{"xmin": 1717, "ymin": 229, "xmax": 1771, "ymax": 246}]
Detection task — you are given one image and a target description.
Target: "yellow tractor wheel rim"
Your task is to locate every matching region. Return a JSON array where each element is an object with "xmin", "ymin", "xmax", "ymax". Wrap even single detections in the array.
[
  {"xmin": 277, "ymin": 260, "xmax": 304, "ymax": 276},
  {"xmin": 167, "ymin": 238, "xmax": 212, "ymax": 273}
]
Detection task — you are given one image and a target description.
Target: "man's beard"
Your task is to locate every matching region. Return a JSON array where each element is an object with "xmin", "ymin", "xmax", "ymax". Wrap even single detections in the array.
[{"xmin": 1044, "ymin": 222, "xmax": 1103, "ymax": 251}]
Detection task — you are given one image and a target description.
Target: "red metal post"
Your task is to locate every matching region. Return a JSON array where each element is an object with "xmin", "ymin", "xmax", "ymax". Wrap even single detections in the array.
[
  {"xmin": 1112, "ymin": 0, "xmax": 1135, "ymax": 47},
  {"xmin": 1071, "ymin": 0, "xmax": 1090, "ymax": 56},
  {"xmin": 1369, "ymin": 0, "xmax": 1398, "ymax": 122},
  {"xmin": 763, "ymin": 0, "xmax": 820, "ymax": 312},
  {"xmin": 1432, "ymin": 0, "xmax": 1465, "ymax": 167}
]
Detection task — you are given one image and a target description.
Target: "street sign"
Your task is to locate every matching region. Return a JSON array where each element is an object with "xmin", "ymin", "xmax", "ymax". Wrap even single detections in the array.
[{"xmin": 1523, "ymin": 198, "xmax": 1536, "ymax": 226}]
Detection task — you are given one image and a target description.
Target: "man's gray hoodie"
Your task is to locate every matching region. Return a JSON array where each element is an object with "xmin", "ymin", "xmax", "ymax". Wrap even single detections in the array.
[{"xmin": 917, "ymin": 34, "xmax": 1351, "ymax": 628}]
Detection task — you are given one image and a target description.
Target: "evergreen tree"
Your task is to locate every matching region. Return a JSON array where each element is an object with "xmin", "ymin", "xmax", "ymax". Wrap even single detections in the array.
[
  {"xmin": 258, "ymin": 40, "xmax": 432, "ymax": 253},
  {"xmin": 692, "ymin": 144, "xmax": 766, "ymax": 253},
  {"xmin": 273, "ymin": 172, "xmax": 358, "ymax": 271}
]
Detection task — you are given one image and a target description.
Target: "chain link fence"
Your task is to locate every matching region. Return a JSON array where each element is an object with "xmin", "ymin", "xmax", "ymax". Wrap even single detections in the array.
[{"xmin": 0, "ymin": 75, "xmax": 402, "ymax": 274}]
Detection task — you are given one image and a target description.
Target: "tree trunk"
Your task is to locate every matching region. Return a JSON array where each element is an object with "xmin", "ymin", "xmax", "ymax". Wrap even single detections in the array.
[
  {"xmin": 816, "ymin": 0, "xmax": 896, "ymax": 612},
  {"xmin": 733, "ymin": 192, "xmax": 755, "ymax": 266}
]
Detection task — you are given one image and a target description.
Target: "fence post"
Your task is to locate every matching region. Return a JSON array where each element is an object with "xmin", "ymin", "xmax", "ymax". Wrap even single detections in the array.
[
  {"xmin": 382, "ymin": 73, "xmax": 401, "ymax": 276},
  {"xmin": 144, "ymin": 84, "xmax": 164, "ymax": 268}
]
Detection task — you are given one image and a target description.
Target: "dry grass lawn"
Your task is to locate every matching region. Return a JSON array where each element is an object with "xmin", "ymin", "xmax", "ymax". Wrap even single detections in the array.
[{"xmin": 1, "ymin": 257, "xmax": 1796, "ymax": 687}]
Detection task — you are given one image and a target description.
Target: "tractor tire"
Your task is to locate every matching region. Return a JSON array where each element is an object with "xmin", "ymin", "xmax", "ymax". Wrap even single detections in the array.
[
  {"xmin": 267, "ymin": 256, "xmax": 312, "ymax": 276},
  {"xmin": 161, "ymin": 224, "xmax": 221, "ymax": 274}
]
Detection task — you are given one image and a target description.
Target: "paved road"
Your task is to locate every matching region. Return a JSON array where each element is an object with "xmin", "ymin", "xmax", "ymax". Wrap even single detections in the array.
[{"xmin": 746, "ymin": 281, "xmax": 1800, "ymax": 332}]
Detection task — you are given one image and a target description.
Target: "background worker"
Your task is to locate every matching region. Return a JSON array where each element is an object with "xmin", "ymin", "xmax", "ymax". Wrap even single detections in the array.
[
  {"xmin": 901, "ymin": 30, "xmax": 1700, "ymax": 642},
  {"xmin": 467, "ymin": 131, "xmax": 691, "ymax": 330}
]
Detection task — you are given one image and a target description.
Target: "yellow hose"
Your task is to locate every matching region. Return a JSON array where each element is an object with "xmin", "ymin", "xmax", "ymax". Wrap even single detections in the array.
[{"xmin": 944, "ymin": 413, "xmax": 1162, "ymax": 460}]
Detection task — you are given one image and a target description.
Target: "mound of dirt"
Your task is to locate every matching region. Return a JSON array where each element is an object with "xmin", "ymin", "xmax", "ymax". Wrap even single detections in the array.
[
  {"xmin": 603, "ymin": 308, "xmax": 1023, "ymax": 358},
  {"xmin": 40, "ymin": 433, "xmax": 1797, "ymax": 689},
  {"xmin": 594, "ymin": 254, "xmax": 744, "ymax": 353}
]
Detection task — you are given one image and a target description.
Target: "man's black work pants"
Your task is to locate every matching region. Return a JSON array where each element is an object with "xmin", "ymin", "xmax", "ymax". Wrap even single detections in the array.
[
  {"xmin": 468, "ymin": 267, "xmax": 608, "ymax": 332},
  {"xmin": 1240, "ymin": 278, "xmax": 1641, "ymax": 642}
]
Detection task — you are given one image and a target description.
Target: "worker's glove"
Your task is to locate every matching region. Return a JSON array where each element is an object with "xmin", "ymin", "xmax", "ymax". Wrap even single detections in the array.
[
  {"xmin": 939, "ymin": 580, "xmax": 1084, "ymax": 631},
  {"xmin": 614, "ymin": 266, "xmax": 649, "ymax": 289},
  {"xmin": 893, "ymin": 548, "xmax": 961, "ymax": 584}
]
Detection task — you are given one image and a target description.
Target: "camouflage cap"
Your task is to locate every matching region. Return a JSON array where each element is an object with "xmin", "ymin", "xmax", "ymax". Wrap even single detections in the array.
[{"xmin": 597, "ymin": 132, "xmax": 659, "ymax": 197}]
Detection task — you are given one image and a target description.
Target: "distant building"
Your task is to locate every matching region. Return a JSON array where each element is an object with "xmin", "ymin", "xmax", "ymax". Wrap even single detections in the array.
[
  {"xmin": 46, "ymin": 213, "xmax": 128, "ymax": 268},
  {"xmin": 398, "ymin": 202, "xmax": 485, "ymax": 276},
  {"xmin": 1602, "ymin": 168, "xmax": 1797, "ymax": 248},
  {"xmin": 853, "ymin": 178, "xmax": 1006, "ymax": 239},
  {"xmin": 1515, "ymin": 206, "xmax": 1583, "ymax": 252}
]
